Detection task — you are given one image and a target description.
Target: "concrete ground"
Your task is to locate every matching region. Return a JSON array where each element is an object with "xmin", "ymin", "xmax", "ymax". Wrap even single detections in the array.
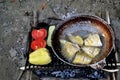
[{"xmin": 0, "ymin": 0, "xmax": 120, "ymax": 80}]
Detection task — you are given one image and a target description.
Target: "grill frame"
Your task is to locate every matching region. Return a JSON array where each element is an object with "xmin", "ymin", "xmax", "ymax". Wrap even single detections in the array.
[{"xmin": 26, "ymin": 22, "xmax": 118, "ymax": 79}]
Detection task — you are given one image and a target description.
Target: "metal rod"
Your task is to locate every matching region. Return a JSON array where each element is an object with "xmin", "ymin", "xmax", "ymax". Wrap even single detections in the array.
[
  {"xmin": 30, "ymin": 71, "xmax": 32, "ymax": 80},
  {"xmin": 17, "ymin": 70, "xmax": 25, "ymax": 80},
  {"xmin": 107, "ymin": 62, "xmax": 120, "ymax": 66},
  {"xmin": 106, "ymin": 10, "xmax": 118, "ymax": 80},
  {"xmin": 106, "ymin": 10, "xmax": 110, "ymax": 25},
  {"xmin": 106, "ymin": 10, "xmax": 119, "ymax": 62},
  {"xmin": 102, "ymin": 69, "xmax": 119, "ymax": 73},
  {"xmin": 20, "ymin": 62, "xmax": 120, "ymax": 70},
  {"xmin": 25, "ymin": 70, "xmax": 32, "ymax": 80},
  {"xmin": 112, "ymin": 73, "xmax": 116, "ymax": 80},
  {"xmin": 26, "ymin": 71, "xmax": 30, "ymax": 80},
  {"xmin": 115, "ymin": 49, "xmax": 119, "ymax": 62},
  {"xmin": 17, "ymin": 10, "xmax": 38, "ymax": 80},
  {"xmin": 33, "ymin": 10, "xmax": 39, "ymax": 27}
]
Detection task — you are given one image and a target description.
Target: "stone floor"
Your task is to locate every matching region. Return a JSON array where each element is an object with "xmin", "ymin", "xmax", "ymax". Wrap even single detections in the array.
[{"xmin": 0, "ymin": 0, "xmax": 120, "ymax": 80}]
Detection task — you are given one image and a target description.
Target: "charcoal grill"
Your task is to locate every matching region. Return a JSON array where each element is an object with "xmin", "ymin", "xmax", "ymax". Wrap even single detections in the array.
[
  {"xmin": 23, "ymin": 22, "xmax": 119, "ymax": 80},
  {"xmin": 22, "ymin": 11, "xmax": 120, "ymax": 80}
]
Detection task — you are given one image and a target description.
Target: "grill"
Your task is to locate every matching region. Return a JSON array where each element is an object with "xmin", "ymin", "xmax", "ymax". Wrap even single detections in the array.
[
  {"xmin": 24, "ymin": 23, "xmax": 119, "ymax": 80},
  {"xmin": 22, "ymin": 11, "xmax": 119, "ymax": 80}
]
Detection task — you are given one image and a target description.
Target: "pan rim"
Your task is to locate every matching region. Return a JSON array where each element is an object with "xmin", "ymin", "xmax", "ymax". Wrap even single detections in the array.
[{"xmin": 51, "ymin": 14, "xmax": 115, "ymax": 67}]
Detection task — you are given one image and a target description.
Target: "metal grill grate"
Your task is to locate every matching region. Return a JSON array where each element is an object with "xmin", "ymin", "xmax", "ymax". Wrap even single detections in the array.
[
  {"xmin": 25, "ymin": 10, "xmax": 119, "ymax": 79},
  {"xmin": 25, "ymin": 22, "xmax": 118, "ymax": 79}
]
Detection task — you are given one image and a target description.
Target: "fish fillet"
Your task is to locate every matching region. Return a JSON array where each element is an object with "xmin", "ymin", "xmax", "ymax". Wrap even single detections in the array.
[
  {"xmin": 61, "ymin": 40, "xmax": 80, "ymax": 60},
  {"xmin": 84, "ymin": 33, "xmax": 102, "ymax": 46},
  {"xmin": 82, "ymin": 46, "xmax": 100, "ymax": 58},
  {"xmin": 68, "ymin": 35, "xmax": 83, "ymax": 46},
  {"xmin": 73, "ymin": 51, "xmax": 92, "ymax": 64}
]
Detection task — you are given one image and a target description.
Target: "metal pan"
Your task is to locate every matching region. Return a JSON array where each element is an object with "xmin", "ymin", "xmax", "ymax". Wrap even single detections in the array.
[{"xmin": 51, "ymin": 15, "xmax": 114, "ymax": 67}]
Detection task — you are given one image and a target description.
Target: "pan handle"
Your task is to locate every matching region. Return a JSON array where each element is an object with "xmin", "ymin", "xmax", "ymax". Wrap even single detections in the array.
[{"xmin": 90, "ymin": 59, "xmax": 106, "ymax": 69}]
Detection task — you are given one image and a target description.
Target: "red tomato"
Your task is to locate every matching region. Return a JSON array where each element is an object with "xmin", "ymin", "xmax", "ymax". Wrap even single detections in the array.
[
  {"xmin": 31, "ymin": 28, "xmax": 47, "ymax": 39},
  {"xmin": 31, "ymin": 39, "xmax": 46, "ymax": 50}
]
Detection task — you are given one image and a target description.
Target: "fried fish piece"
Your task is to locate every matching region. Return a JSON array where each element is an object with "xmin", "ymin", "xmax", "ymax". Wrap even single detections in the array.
[
  {"xmin": 82, "ymin": 46, "xmax": 100, "ymax": 58},
  {"xmin": 68, "ymin": 35, "xmax": 83, "ymax": 46},
  {"xmin": 84, "ymin": 33, "xmax": 102, "ymax": 46},
  {"xmin": 73, "ymin": 51, "xmax": 92, "ymax": 64},
  {"xmin": 60, "ymin": 39, "xmax": 80, "ymax": 60}
]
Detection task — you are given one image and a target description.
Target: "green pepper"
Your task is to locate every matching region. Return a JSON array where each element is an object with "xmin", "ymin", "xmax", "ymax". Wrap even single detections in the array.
[{"xmin": 47, "ymin": 25, "xmax": 55, "ymax": 46}]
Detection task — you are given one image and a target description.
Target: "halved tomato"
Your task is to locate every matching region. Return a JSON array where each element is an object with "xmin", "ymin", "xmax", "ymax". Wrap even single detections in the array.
[
  {"xmin": 31, "ymin": 28, "xmax": 47, "ymax": 39},
  {"xmin": 31, "ymin": 39, "xmax": 46, "ymax": 50}
]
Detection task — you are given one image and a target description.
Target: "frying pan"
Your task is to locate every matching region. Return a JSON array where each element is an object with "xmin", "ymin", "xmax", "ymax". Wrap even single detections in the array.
[{"xmin": 51, "ymin": 15, "xmax": 114, "ymax": 67}]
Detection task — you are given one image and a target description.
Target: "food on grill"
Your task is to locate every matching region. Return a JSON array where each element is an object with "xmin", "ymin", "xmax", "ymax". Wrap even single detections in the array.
[
  {"xmin": 73, "ymin": 50, "xmax": 92, "ymax": 64},
  {"xmin": 47, "ymin": 25, "xmax": 55, "ymax": 46},
  {"xmin": 59, "ymin": 33, "xmax": 102, "ymax": 64},
  {"xmin": 29, "ymin": 48, "xmax": 51, "ymax": 65},
  {"xmin": 82, "ymin": 46, "xmax": 100, "ymax": 58},
  {"xmin": 60, "ymin": 39, "xmax": 80, "ymax": 60},
  {"xmin": 31, "ymin": 28, "xmax": 48, "ymax": 50},
  {"xmin": 31, "ymin": 28, "xmax": 47, "ymax": 39},
  {"xmin": 31, "ymin": 39, "xmax": 46, "ymax": 50},
  {"xmin": 68, "ymin": 35, "xmax": 83, "ymax": 46},
  {"xmin": 84, "ymin": 33, "xmax": 102, "ymax": 46}
]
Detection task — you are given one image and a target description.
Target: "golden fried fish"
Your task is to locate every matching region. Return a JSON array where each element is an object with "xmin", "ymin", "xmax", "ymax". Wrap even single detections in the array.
[
  {"xmin": 73, "ymin": 51, "xmax": 92, "ymax": 64},
  {"xmin": 84, "ymin": 34, "xmax": 102, "ymax": 46},
  {"xmin": 82, "ymin": 46, "xmax": 100, "ymax": 58},
  {"xmin": 68, "ymin": 35, "xmax": 83, "ymax": 46},
  {"xmin": 60, "ymin": 39, "xmax": 80, "ymax": 60}
]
